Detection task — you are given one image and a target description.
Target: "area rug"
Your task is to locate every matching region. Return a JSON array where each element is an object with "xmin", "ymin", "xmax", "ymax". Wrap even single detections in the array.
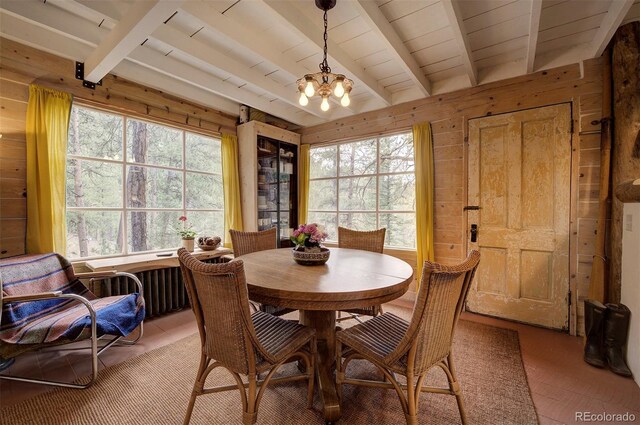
[{"xmin": 0, "ymin": 311, "xmax": 538, "ymax": 424}]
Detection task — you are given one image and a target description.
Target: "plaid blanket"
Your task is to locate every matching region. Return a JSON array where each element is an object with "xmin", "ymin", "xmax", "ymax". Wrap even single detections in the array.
[{"xmin": 1, "ymin": 254, "xmax": 144, "ymax": 347}]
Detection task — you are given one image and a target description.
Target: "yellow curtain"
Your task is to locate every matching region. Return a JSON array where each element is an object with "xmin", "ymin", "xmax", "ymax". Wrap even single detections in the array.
[
  {"xmin": 298, "ymin": 144, "xmax": 310, "ymax": 225},
  {"xmin": 221, "ymin": 133, "xmax": 243, "ymax": 248},
  {"xmin": 413, "ymin": 122, "xmax": 435, "ymax": 286},
  {"xmin": 26, "ymin": 84, "xmax": 73, "ymax": 255}
]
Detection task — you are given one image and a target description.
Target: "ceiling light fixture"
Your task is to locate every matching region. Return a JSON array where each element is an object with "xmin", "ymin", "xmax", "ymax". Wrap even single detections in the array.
[{"xmin": 297, "ymin": 0, "xmax": 353, "ymax": 111}]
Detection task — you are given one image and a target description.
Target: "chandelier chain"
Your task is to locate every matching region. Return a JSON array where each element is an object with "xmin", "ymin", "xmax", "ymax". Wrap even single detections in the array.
[
  {"xmin": 320, "ymin": 8, "xmax": 331, "ymax": 77},
  {"xmin": 297, "ymin": 0, "xmax": 352, "ymax": 110}
]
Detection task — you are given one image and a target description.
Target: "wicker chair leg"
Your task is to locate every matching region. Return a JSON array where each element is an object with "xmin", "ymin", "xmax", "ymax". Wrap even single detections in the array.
[
  {"xmin": 444, "ymin": 355, "xmax": 467, "ymax": 425},
  {"xmin": 404, "ymin": 372, "xmax": 418, "ymax": 425},
  {"xmin": 183, "ymin": 355, "xmax": 211, "ymax": 425},
  {"xmin": 243, "ymin": 374, "xmax": 258, "ymax": 425}
]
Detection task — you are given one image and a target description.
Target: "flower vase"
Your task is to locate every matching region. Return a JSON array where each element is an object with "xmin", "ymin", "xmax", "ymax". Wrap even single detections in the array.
[
  {"xmin": 182, "ymin": 238, "xmax": 195, "ymax": 252},
  {"xmin": 292, "ymin": 246, "xmax": 330, "ymax": 266}
]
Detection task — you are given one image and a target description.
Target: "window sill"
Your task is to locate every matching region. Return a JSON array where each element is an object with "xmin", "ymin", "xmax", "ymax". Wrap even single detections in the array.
[{"xmin": 77, "ymin": 247, "xmax": 232, "ymax": 274}]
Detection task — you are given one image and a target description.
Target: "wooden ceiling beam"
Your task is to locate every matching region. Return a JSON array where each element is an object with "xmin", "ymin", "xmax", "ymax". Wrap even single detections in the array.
[
  {"xmin": 83, "ymin": 0, "xmax": 184, "ymax": 83},
  {"xmin": 262, "ymin": 0, "xmax": 393, "ymax": 106},
  {"xmin": 151, "ymin": 25, "xmax": 326, "ymax": 119},
  {"xmin": 179, "ymin": 2, "xmax": 354, "ymax": 116},
  {"xmin": 126, "ymin": 47, "xmax": 308, "ymax": 125},
  {"xmin": 589, "ymin": 0, "xmax": 634, "ymax": 58},
  {"xmin": 0, "ymin": 10, "xmax": 240, "ymax": 118},
  {"xmin": 441, "ymin": 0, "xmax": 477, "ymax": 86},
  {"xmin": 0, "ymin": 6, "xmax": 319, "ymax": 125},
  {"xmin": 526, "ymin": 0, "xmax": 542, "ymax": 74},
  {"xmin": 43, "ymin": 0, "xmax": 318, "ymax": 125},
  {"xmin": 353, "ymin": 0, "xmax": 431, "ymax": 97}
]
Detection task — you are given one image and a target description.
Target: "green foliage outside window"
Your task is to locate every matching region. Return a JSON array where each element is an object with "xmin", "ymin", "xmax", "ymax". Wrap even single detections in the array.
[
  {"xmin": 66, "ymin": 105, "xmax": 224, "ymax": 259},
  {"xmin": 308, "ymin": 133, "xmax": 416, "ymax": 249}
]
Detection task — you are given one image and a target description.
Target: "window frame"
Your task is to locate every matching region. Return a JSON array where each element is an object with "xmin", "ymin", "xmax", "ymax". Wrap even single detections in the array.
[
  {"xmin": 307, "ymin": 131, "xmax": 416, "ymax": 250},
  {"xmin": 66, "ymin": 104, "xmax": 224, "ymax": 260}
]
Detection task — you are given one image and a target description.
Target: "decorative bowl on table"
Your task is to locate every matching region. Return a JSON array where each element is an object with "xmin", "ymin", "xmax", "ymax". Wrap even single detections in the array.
[
  {"xmin": 197, "ymin": 236, "xmax": 221, "ymax": 251},
  {"xmin": 292, "ymin": 247, "xmax": 330, "ymax": 266}
]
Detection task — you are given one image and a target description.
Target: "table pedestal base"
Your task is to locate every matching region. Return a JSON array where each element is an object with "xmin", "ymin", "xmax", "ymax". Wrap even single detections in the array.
[{"xmin": 299, "ymin": 310, "xmax": 341, "ymax": 423}]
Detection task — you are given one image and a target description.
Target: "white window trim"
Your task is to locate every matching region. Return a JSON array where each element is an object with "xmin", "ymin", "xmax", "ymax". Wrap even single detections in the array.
[
  {"xmin": 67, "ymin": 105, "xmax": 224, "ymax": 261},
  {"xmin": 308, "ymin": 132, "xmax": 416, "ymax": 249}
]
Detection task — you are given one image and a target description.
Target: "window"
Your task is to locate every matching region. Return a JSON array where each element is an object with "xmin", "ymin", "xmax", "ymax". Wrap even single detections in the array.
[
  {"xmin": 66, "ymin": 105, "xmax": 224, "ymax": 259},
  {"xmin": 307, "ymin": 132, "xmax": 416, "ymax": 249}
]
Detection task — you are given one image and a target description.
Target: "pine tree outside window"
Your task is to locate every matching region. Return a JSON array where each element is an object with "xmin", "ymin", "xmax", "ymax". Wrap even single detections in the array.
[
  {"xmin": 307, "ymin": 132, "xmax": 416, "ymax": 249},
  {"xmin": 65, "ymin": 105, "xmax": 224, "ymax": 259}
]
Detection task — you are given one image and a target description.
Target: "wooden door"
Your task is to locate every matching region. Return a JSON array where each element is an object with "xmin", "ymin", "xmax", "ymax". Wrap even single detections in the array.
[{"xmin": 466, "ymin": 104, "xmax": 572, "ymax": 329}]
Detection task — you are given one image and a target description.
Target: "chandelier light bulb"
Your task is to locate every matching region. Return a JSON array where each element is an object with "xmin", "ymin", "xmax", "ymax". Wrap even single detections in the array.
[
  {"xmin": 321, "ymin": 96, "xmax": 330, "ymax": 111},
  {"xmin": 334, "ymin": 80, "xmax": 345, "ymax": 98},
  {"xmin": 340, "ymin": 91, "xmax": 350, "ymax": 107},
  {"xmin": 295, "ymin": 1, "xmax": 353, "ymax": 112},
  {"xmin": 304, "ymin": 80, "xmax": 315, "ymax": 97}
]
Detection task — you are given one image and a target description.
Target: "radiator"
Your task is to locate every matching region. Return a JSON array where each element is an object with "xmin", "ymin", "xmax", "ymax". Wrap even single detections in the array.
[{"xmin": 92, "ymin": 257, "xmax": 227, "ymax": 319}]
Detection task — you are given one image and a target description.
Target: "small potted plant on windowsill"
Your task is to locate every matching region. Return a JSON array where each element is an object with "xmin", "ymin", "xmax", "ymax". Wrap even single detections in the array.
[
  {"xmin": 176, "ymin": 216, "xmax": 197, "ymax": 252},
  {"xmin": 290, "ymin": 223, "xmax": 330, "ymax": 266}
]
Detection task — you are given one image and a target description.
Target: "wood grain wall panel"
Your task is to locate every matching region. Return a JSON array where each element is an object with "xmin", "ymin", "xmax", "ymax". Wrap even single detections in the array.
[
  {"xmin": 580, "ymin": 92, "xmax": 604, "ymax": 113},
  {"xmin": 579, "ymin": 133, "xmax": 602, "ymax": 149},
  {"xmin": 579, "ymin": 165, "xmax": 601, "ymax": 186},
  {"xmin": 434, "ymin": 144, "xmax": 464, "ymax": 160},
  {"xmin": 435, "ymin": 187, "xmax": 464, "ymax": 201},
  {"xmin": 0, "ymin": 159, "xmax": 26, "ymax": 180},
  {"xmin": 0, "ymin": 139, "xmax": 26, "ymax": 159},
  {"xmin": 302, "ymin": 57, "xmax": 606, "ymax": 335},
  {"xmin": 580, "ymin": 113, "xmax": 602, "ymax": 133},
  {"xmin": 0, "ymin": 38, "xmax": 239, "ymax": 259},
  {"xmin": 0, "ymin": 200, "xmax": 26, "ymax": 219},
  {"xmin": 0, "ymin": 236, "xmax": 25, "ymax": 258}
]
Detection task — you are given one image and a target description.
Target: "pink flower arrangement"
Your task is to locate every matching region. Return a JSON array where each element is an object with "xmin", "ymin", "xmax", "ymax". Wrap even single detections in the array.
[
  {"xmin": 291, "ymin": 223, "xmax": 328, "ymax": 249},
  {"xmin": 176, "ymin": 216, "xmax": 197, "ymax": 239}
]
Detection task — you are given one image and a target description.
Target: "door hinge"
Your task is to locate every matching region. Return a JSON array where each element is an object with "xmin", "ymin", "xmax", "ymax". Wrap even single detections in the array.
[{"xmin": 567, "ymin": 290, "xmax": 572, "ymax": 306}]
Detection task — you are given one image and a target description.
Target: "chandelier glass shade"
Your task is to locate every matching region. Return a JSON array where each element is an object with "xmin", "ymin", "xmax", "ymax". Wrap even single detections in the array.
[{"xmin": 297, "ymin": 0, "xmax": 353, "ymax": 111}]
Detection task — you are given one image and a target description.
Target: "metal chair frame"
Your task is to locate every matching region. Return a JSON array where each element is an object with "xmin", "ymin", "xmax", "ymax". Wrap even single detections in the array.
[{"xmin": 0, "ymin": 271, "xmax": 144, "ymax": 389}]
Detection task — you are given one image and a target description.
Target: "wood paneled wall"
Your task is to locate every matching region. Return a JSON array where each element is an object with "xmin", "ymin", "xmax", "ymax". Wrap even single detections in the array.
[
  {"xmin": 0, "ymin": 38, "xmax": 238, "ymax": 259},
  {"xmin": 302, "ymin": 58, "xmax": 606, "ymax": 335}
]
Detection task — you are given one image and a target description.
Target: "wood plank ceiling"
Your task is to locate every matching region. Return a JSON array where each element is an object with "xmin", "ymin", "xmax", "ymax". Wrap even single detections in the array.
[{"xmin": 1, "ymin": 0, "xmax": 638, "ymax": 127}]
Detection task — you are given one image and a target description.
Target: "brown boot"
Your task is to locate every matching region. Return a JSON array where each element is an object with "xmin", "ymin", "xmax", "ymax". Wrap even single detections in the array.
[
  {"xmin": 604, "ymin": 303, "xmax": 633, "ymax": 377},
  {"xmin": 583, "ymin": 299, "xmax": 606, "ymax": 368}
]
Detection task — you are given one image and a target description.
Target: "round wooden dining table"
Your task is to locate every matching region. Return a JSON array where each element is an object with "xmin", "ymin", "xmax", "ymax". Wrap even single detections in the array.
[{"xmin": 240, "ymin": 247, "xmax": 414, "ymax": 423}]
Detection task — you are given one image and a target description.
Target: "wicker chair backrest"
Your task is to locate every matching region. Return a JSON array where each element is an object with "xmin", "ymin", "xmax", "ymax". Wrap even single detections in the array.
[
  {"xmin": 386, "ymin": 250, "xmax": 480, "ymax": 374},
  {"xmin": 178, "ymin": 249, "xmax": 259, "ymax": 375},
  {"xmin": 229, "ymin": 228, "xmax": 277, "ymax": 257},
  {"xmin": 337, "ymin": 227, "xmax": 386, "ymax": 254}
]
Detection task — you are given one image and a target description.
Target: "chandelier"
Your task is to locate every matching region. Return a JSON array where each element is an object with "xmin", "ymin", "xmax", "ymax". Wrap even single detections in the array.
[{"xmin": 297, "ymin": 0, "xmax": 353, "ymax": 111}]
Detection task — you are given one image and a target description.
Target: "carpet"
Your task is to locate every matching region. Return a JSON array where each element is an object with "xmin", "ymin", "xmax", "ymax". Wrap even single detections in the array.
[{"xmin": 0, "ymin": 309, "xmax": 538, "ymax": 425}]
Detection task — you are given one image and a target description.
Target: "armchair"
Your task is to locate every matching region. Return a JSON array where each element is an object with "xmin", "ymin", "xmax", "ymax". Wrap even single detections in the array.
[{"xmin": 0, "ymin": 253, "xmax": 145, "ymax": 388}]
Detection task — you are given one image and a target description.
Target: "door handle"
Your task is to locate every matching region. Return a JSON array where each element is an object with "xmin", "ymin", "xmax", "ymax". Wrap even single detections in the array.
[
  {"xmin": 463, "ymin": 205, "xmax": 481, "ymax": 211},
  {"xmin": 470, "ymin": 224, "xmax": 478, "ymax": 243}
]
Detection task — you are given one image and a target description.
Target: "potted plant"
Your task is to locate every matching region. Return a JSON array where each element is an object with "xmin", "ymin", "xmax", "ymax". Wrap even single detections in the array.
[
  {"xmin": 290, "ymin": 223, "xmax": 330, "ymax": 266},
  {"xmin": 176, "ymin": 216, "xmax": 197, "ymax": 252}
]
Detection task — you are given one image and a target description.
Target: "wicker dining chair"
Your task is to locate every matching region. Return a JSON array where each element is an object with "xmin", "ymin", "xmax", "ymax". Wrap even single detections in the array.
[
  {"xmin": 337, "ymin": 226, "xmax": 386, "ymax": 323},
  {"xmin": 336, "ymin": 250, "xmax": 481, "ymax": 425},
  {"xmin": 177, "ymin": 249, "xmax": 316, "ymax": 425},
  {"xmin": 229, "ymin": 228, "xmax": 293, "ymax": 317}
]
